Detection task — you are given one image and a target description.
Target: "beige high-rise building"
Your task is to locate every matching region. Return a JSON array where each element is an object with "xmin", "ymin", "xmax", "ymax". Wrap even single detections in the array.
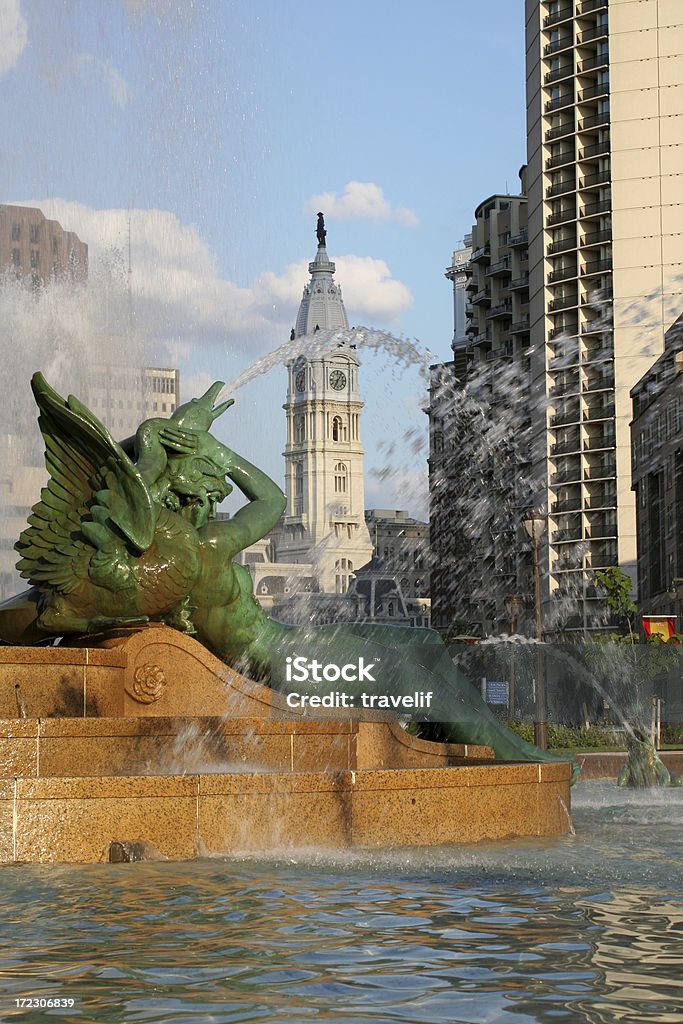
[{"xmin": 525, "ymin": 0, "xmax": 683, "ymax": 633}]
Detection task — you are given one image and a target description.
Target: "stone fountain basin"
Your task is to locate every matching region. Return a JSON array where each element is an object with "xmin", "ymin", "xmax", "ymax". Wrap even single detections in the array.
[{"xmin": 0, "ymin": 626, "xmax": 572, "ymax": 863}]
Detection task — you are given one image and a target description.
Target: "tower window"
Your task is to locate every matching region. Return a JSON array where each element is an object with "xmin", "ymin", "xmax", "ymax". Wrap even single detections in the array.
[
  {"xmin": 295, "ymin": 462, "xmax": 303, "ymax": 497},
  {"xmin": 334, "ymin": 462, "xmax": 347, "ymax": 493},
  {"xmin": 332, "ymin": 415, "xmax": 347, "ymax": 441}
]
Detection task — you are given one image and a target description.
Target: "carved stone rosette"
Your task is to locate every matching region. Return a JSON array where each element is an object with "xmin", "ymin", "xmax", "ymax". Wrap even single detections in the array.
[{"xmin": 126, "ymin": 663, "xmax": 167, "ymax": 704}]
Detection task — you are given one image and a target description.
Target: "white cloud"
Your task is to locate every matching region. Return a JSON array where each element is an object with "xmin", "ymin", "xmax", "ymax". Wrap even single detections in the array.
[
  {"xmin": 259, "ymin": 253, "xmax": 411, "ymax": 324},
  {"xmin": 15, "ymin": 200, "xmax": 412, "ymax": 354},
  {"xmin": 305, "ymin": 182, "xmax": 418, "ymax": 227},
  {"xmin": 0, "ymin": 0, "xmax": 28, "ymax": 76},
  {"xmin": 74, "ymin": 53, "xmax": 130, "ymax": 106}
]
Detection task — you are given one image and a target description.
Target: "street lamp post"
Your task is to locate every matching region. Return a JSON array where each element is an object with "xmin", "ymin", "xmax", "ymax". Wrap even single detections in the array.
[
  {"xmin": 523, "ymin": 514, "xmax": 548, "ymax": 749},
  {"xmin": 504, "ymin": 593, "xmax": 524, "ymax": 721}
]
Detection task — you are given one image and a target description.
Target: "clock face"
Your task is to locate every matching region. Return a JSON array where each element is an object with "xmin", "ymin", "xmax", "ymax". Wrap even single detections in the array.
[
  {"xmin": 295, "ymin": 370, "xmax": 306, "ymax": 392},
  {"xmin": 329, "ymin": 369, "xmax": 347, "ymax": 391}
]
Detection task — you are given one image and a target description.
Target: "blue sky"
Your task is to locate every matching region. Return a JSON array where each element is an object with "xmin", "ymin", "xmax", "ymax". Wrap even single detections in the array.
[{"xmin": 1, "ymin": 0, "xmax": 527, "ymax": 515}]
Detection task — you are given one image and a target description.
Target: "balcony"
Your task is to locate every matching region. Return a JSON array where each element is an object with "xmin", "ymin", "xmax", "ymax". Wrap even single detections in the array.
[
  {"xmin": 586, "ymin": 521, "xmax": 617, "ymax": 539},
  {"xmin": 582, "ymin": 286, "xmax": 613, "ymax": 306},
  {"xmin": 510, "ymin": 275, "xmax": 530, "ymax": 291},
  {"xmin": 548, "ymin": 264, "xmax": 578, "ymax": 284},
  {"xmin": 587, "ymin": 554, "xmax": 619, "ymax": 570},
  {"xmin": 471, "ymin": 244, "xmax": 491, "ymax": 263},
  {"xmin": 584, "ymin": 492, "xmax": 617, "ymax": 510},
  {"xmin": 486, "ymin": 301, "xmax": 513, "ymax": 320},
  {"xmin": 549, "ymin": 293, "xmax": 578, "ymax": 311},
  {"xmin": 546, "ymin": 149, "xmax": 575, "ymax": 170},
  {"xmin": 549, "ymin": 343, "xmax": 579, "ymax": 368},
  {"xmin": 472, "ymin": 287, "xmax": 492, "ymax": 305},
  {"xmin": 578, "ymin": 81, "xmax": 610, "ymax": 103},
  {"xmin": 549, "ymin": 323, "xmax": 579, "ymax": 340},
  {"xmin": 544, "ymin": 5, "xmax": 574, "ymax": 27},
  {"xmin": 551, "ymin": 468, "xmax": 583, "ymax": 486},
  {"xmin": 583, "ymin": 256, "xmax": 613, "ymax": 275},
  {"xmin": 545, "ymin": 93, "xmax": 574, "ymax": 114},
  {"xmin": 552, "ymin": 559, "xmax": 583, "ymax": 574},
  {"xmin": 584, "ymin": 403, "xmax": 615, "ymax": 421},
  {"xmin": 585, "ymin": 462, "xmax": 616, "ymax": 480},
  {"xmin": 485, "ymin": 257, "xmax": 512, "ymax": 277},
  {"xmin": 577, "ymin": 25, "xmax": 608, "ymax": 45},
  {"xmin": 552, "ymin": 527, "xmax": 583, "ymax": 543},
  {"xmin": 583, "ymin": 372, "xmax": 614, "ymax": 392},
  {"xmin": 579, "ymin": 110, "xmax": 610, "ymax": 131},
  {"xmin": 577, "ymin": 0, "xmax": 608, "ymax": 13},
  {"xmin": 550, "ymin": 406, "xmax": 581, "ymax": 427},
  {"xmin": 580, "ymin": 197, "xmax": 611, "ymax": 218},
  {"xmin": 552, "ymin": 498, "xmax": 583, "ymax": 514},
  {"xmin": 579, "ymin": 168, "xmax": 611, "ymax": 190},
  {"xmin": 510, "ymin": 318, "xmax": 530, "ymax": 335},
  {"xmin": 545, "ymin": 36, "xmax": 574, "ymax": 56},
  {"xmin": 473, "ymin": 329, "xmax": 492, "ymax": 344},
  {"xmin": 584, "ymin": 433, "xmax": 615, "ymax": 451},
  {"xmin": 579, "ymin": 53, "xmax": 610, "ymax": 74},
  {"xmin": 550, "ymin": 437, "xmax": 581, "ymax": 456},
  {"xmin": 550, "ymin": 378, "xmax": 580, "ymax": 397},
  {"xmin": 546, "ymin": 177, "xmax": 576, "ymax": 198},
  {"xmin": 548, "ymin": 235, "xmax": 577, "ymax": 254},
  {"xmin": 582, "ymin": 319, "xmax": 612, "ymax": 335},
  {"xmin": 579, "ymin": 139, "xmax": 610, "ymax": 160},
  {"xmin": 582, "ymin": 341, "xmax": 614, "ymax": 363},
  {"xmin": 508, "ymin": 228, "xmax": 529, "ymax": 247},
  {"xmin": 548, "ymin": 205, "xmax": 576, "ymax": 226},
  {"xmin": 582, "ymin": 226, "xmax": 612, "ymax": 247},
  {"xmin": 544, "ymin": 62, "xmax": 577, "ymax": 86}
]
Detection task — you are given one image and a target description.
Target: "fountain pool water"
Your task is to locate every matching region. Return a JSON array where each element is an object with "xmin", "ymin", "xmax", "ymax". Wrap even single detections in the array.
[{"xmin": 0, "ymin": 780, "xmax": 680, "ymax": 1024}]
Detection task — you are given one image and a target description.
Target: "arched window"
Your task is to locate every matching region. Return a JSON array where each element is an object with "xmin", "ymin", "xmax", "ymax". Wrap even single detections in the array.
[
  {"xmin": 334, "ymin": 462, "xmax": 347, "ymax": 493},
  {"xmin": 332, "ymin": 415, "xmax": 346, "ymax": 441},
  {"xmin": 295, "ymin": 416, "xmax": 305, "ymax": 443},
  {"xmin": 295, "ymin": 463, "xmax": 304, "ymax": 496}
]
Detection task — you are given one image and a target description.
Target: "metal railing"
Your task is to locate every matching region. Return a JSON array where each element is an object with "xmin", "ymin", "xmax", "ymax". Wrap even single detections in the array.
[
  {"xmin": 548, "ymin": 265, "xmax": 578, "ymax": 283},
  {"xmin": 546, "ymin": 178, "xmax": 576, "ymax": 199}
]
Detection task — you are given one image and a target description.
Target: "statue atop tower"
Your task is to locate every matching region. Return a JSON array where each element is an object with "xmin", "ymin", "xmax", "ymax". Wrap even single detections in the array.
[{"xmin": 316, "ymin": 211, "xmax": 326, "ymax": 248}]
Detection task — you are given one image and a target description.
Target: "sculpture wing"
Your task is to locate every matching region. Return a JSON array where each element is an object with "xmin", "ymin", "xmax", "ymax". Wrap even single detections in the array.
[{"xmin": 15, "ymin": 373, "xmax": 156, "ymax": 592}]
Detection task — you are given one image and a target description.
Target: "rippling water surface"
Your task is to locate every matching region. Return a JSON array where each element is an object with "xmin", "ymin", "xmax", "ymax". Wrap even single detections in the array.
[{"xmin": 1, "ymin": 781, "xmax": 682, "ymax": 1023}]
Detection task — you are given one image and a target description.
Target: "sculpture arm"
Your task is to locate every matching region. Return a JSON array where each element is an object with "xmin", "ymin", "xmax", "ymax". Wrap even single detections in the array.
[{"xmin": 205, "ymin": 449, "xmax": 286, "ymax": 557}]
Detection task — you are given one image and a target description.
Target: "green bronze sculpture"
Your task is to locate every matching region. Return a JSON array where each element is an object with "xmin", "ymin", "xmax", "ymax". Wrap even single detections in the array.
[
  {"xmin": 617, "ymin": 728, "xmax": 682, "ymax": 788},
  {"xmin": 0, "ymin": 373, "xmax": 576, "ymax": 780}
]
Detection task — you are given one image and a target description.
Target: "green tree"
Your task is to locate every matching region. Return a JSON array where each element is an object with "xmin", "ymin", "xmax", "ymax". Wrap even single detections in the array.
[{"xmin": 594, "ymin": 566, "xmax": 637, "ymax": 642}]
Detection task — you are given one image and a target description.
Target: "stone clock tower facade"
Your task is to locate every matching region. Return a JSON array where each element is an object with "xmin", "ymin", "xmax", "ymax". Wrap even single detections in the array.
[{"xmin": 275, "ymin": 215, "xmax": 372, "ymax": 592}]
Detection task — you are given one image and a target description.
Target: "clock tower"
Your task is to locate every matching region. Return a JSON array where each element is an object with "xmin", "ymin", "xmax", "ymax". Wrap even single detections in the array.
[{"xmin": 276, "ymin": 215, "xmax": 372, "ymax": 591}]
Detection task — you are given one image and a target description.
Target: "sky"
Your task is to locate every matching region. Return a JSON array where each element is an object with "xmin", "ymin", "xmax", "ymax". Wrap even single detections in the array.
[{"xmin": 0, "ymin": 0, "xmax": 528, "ymax": 517}]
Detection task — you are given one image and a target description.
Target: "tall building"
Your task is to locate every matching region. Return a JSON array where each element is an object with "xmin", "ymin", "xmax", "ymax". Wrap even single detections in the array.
[
  {"xmin": 525, "ymin": 0, "xmax": 683, "ymax": 633},
  {"xmin": 274, "ymin": 217, "xmax": 373, "ymax": 591},
  {"xmin": 630, "ymin": 313, "xmax": 683, "ymax": 620},
  {"xmin": 445, "ymin": 235, "xmax": 473, "ymax": 377},
  {"xmin": 0, "ymin": 204, "xmax": 87, "ymax": 285},
  {"xmin": 428, "ymin": 182, "xmax": 535, "ymax": 637}
]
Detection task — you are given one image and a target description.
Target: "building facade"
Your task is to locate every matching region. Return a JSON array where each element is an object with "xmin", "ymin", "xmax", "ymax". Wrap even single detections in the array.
[
  {"xmin": 525, "ymin": 0, "xmax": 683, "ymax": 633},
  {"xmin": 428, "ymin": 184, "xmax": 535, "ymax": 637},
  {"xmin": 630, "ymin": 314, "xmax": 683, "ymax": 620},
  {"xmin": 0, "ymin": 204, "xmax": 87, "ymax": 285}
]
